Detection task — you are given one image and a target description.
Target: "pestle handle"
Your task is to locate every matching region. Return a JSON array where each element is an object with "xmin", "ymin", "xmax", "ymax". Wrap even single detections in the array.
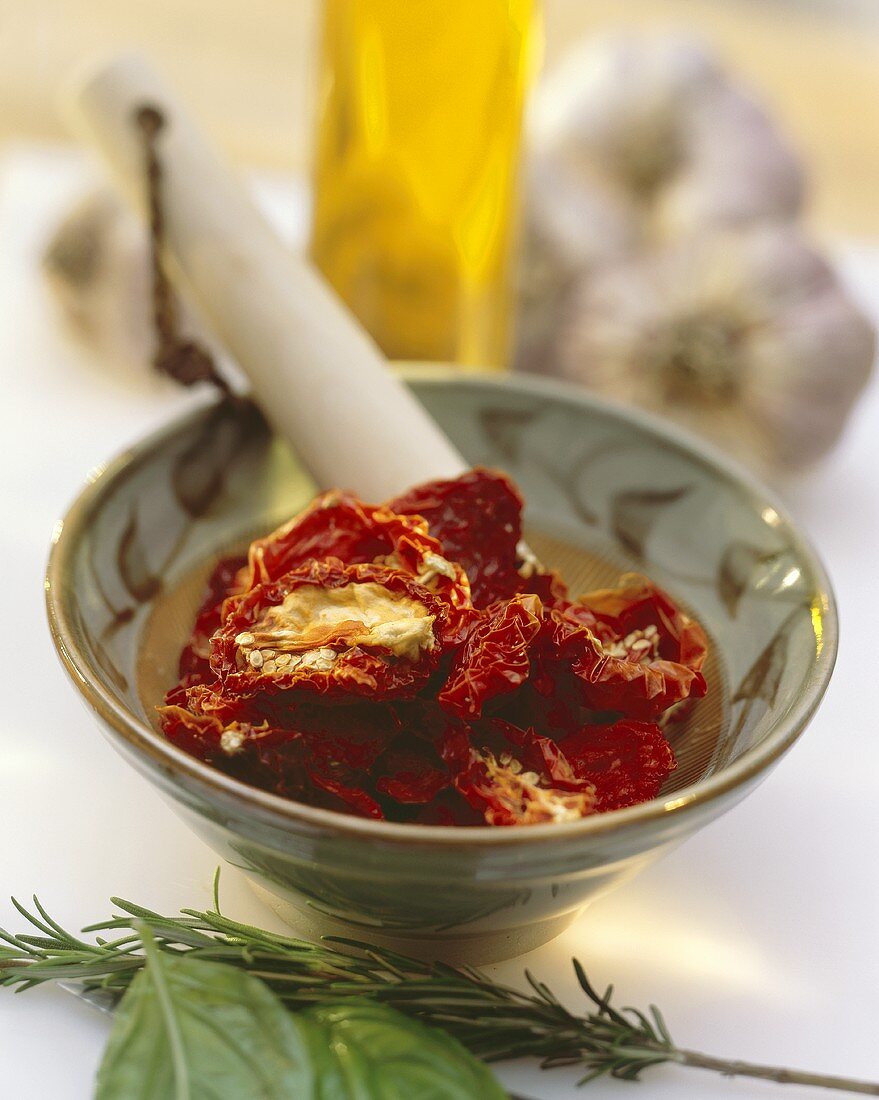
[{"xmin": 65, "ymin": 53, "xmax": 467, "ymax": 501}]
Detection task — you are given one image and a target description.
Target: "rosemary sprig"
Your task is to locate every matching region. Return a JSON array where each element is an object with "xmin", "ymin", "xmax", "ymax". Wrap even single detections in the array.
[{"xmin": 1, "ymin": 883, "xmax": 877, "ymax": 1095}]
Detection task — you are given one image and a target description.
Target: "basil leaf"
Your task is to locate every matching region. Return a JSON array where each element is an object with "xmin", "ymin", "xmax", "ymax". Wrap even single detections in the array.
[
  {"xmin": 95, "ymin": 931, "xmax": 314, "ymax": 1099},
  {"xmin": 97, "ymin": 930, "xmax": 507, "ymax": 1099},
  {"xmin": 297, "ymin": 1000, "xmax": 508, "ymax": 1100}
]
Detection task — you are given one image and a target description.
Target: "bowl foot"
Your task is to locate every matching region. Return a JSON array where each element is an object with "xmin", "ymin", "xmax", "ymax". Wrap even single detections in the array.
[{"xmin": 247, "ymin": 878, "xmax": 581, "ymax": 964}]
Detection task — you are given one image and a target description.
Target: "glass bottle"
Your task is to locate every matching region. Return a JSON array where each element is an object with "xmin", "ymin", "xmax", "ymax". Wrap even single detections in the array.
[{"xmin": 310, "ymin": 0, "xmax": 536, "ymax": 368}]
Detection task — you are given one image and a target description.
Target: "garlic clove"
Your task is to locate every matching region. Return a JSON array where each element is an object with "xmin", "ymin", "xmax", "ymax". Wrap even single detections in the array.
[
  {"xmin": 527, "ymin": 34, "xmax": 806, "ymax": 245},
  {"xmin": 516, "ymin": 155, "xmax": 636, "ymax": 374},
  {"xmin": 745, "ymin": 287, "xmax": 876, "ymax": 465},
  {"xmin": 551, "ymin": 225, "xmax": 875, "ymax": 473},
  {"xmin": 659, "ymin": 85, "xmax": 804, "ymax": 234},
  {"xmin": 42, "ymin": 189, "xmax": 155, "ymax": 372}
]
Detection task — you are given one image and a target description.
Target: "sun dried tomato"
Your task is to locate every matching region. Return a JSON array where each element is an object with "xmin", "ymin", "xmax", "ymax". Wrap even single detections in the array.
[
  {"xmin": 160, "ymin": 470, "xmax": 708, "ymax": 828},
  {"xmin": 388, "ymin": 468, "xmax": 524, "ymax": 607},
  {"xmin": 414, "ymin": 790, "xmax": 484, "ymax": 826},
  {"xmin": 386, "ymin": 699, "xmax": 473, "ymax": 764},
  {"xmin": 375, "ymin": 739, "xmax": 451, "ymax": 804},
  {"xmin": 583, "ymin": 575, "xmax": 707, "ymax": 666},
  {"xmin": 517, "ymin": 564, "xmax": 570, "ymax": 608},
  {"xmin": 293, "ymin": 702, "xmax": 397, "ymax": 773},
  {"xmin": 177, "ymin": 554, "xmax": 247, "ymax": 687},
  {"xmin": 170, "ymin": 682, "xmax": 260, "ymax": 722},
  {"xmin": 249, "ymin": 489, "xmax": 475, "ymax": 643},
  {"xmin": 245, "ymin": 492, "xmax": 408, "ymax": 585},
  {"xmin": 211, "ymin": 560, "xmax": 447, "ymax": 701},
  {"xmin": 487, "ymin": 719, "xmax": 578, "ymax": 782},
  {"xmin": 473, "ymin": 716, "xmax": 675, "ymax": 815},
  {"xmin": 307, "ymin": 768, "xmax": 385, "ymax": 820},
  {"xmin": 158, "ymin": 699, "xmax": 292, "ymax": 762},
  {"xmin": 247, "ymin": 490, "xmax": 469, "ymax": 600},
  {"xmin": 438, "ymin": 594, "xmax": 543, "ymax": 719},
  {"xmin": 534, "ymin": 577, "xmax": 708, "ymax": 720},
  {"xmin": 454, "ymin": 746, "xmax": 597, "ymax": 826},
  {"xmin": 558, "ymin": 720, "xmax": 676, "ymax": 811}
]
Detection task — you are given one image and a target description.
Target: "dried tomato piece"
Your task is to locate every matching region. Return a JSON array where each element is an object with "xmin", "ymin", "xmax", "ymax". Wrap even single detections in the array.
[
  {"xmin": 158, "ymin": 701, "xmax": 292, "ymax": 761},
  {"xmin": 517, "ymin": 564, "xmax": 570, "ymax": 608},
  {"xmin": 413, "ymin": 790, "xmax": 484, "ymax": 826},
  {"xmin": 387, "ymin": 699, "xmax": 474, "ymax": 765},
  {"xmin": 249, "ymin": 489, "xmax": 474, "ymax": 643},
  {"xmin": 434, "ymin": 720, "xmax": 474, "ymax": 773},
  {"xmin": 246, "ymin": 490, "xmax": 468, "ymax": 601},
  {"xmin": 307, "ymin": 768, "xmax": 385, "ymax": 820},
  {"xmin": 487, "ymin": 719, "xmax": 579, "ymax": 785},
  {"xmin": 454, "ymin": 747, "xmax": 597, "ymax": 826},
  {"xmin": 558, "ymin": 720, "xmax": 676, "ymax": 811},
  {"xmin": 375, "ymin": 740, "xmax": 451, "ymax": 804},
  {"xmin": 583, "ymin": 575, "xmax": 707, "ymax": 662},
  {"xmin": 388, "ymin": 468, "xmax": 524, "ymax": 607},
  {"xmin": 172, "ymin": 682, "xmax": 261, "ymax": 722},
  {"xmin": 211, "ymin": 560, "xmax": 446, "ymax": 701},
  {"xmin": 292, "ymin": 701, "xmax": 397, "ymax": 773},
  {"xmin": 245, "ymin": 491, "xmax": 407, "ymax": 585},
  {"xmin": 380, "ymin": 543, "xmax": 474, "ymax": 648},
  {"xmin": 370, "ymin": 701, "xmax": 472, "ymax": 805},
  {"xmin": 528, "ymin": 607, "xmax": 603, "ymax": 715},
  {"xmin": 438, "ymin": 594, "xmax": 543, "ymax": 719},
  {"xmin": 534, "ymin": 577, "xmax": 708, "ymax": 720},
  {"xmin": 177, "ymin": 554, "xmax": 247, "ymax": 687},
  {"xmin": 575, "ymin": 576, "xmax": 708, "ymax": 718}
]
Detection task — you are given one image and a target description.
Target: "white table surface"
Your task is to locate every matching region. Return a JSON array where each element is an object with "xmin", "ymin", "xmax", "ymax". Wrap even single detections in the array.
[{"xmin": 1, "ymin": 146, "xmax": 878, "ymax": 1099}]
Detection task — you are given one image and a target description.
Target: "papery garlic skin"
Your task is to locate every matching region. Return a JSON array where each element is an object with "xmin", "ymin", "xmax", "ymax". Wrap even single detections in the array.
[
  {"xmin": 554, "ymin": 226, "xmax": 875, "ymax": 472},
  {"xmin": 518, "ymin": 34, "xmax": 806, "ymax": 377},
  {"xmin": 43, "ymin": 190, "xmax": 155, "ymax": 370},
  {"xmin": 529, "ymin": 35, "xmax": 805, "ymax": 242},
  {"xmin": 517, "ymin": 157, "xmax": 636, "ymax": 375}
]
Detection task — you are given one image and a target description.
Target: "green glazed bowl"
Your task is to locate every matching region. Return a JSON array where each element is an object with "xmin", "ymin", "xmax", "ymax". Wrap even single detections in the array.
[{"xmin": 46, "ymin": 369, "xmax": 836, "ymax": 962}]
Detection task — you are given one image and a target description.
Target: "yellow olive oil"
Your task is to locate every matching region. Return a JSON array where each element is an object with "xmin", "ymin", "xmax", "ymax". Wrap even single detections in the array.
[{"xmin": 310, "ymin": 0, "xmax": 536, "ymax": 368}]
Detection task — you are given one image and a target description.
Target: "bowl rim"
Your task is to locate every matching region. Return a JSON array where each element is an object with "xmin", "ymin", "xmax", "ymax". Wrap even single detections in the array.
[{"xmin": 45, "ymin": 368, "xmax": 838, "ymax": 848}]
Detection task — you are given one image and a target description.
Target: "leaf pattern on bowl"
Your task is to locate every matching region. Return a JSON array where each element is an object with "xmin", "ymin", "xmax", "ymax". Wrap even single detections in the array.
[
  {"xmin": 90, "ymin": 399, "xmax": 265, "ymax": 639},
  {"xmin": 611, "ymin": 485, "xmax": 692, "ymax": 559},
  {"xmin": 117, "ymin": 508, "xmax": 163, "ymax": 604},
  {"xmin": 477, "ymin": 406, "xmax": 537, "ymax": 463},
  {"xmin": 717, "ymin": 542, "xmax": 787, "ymax": 618},
  {"xmin": 726, "ymin": 605, "xmax": 804, "ymax": 755},
  {"xmin": 171, "ymin": 399, "xmax": 264, "ymax": 518}
]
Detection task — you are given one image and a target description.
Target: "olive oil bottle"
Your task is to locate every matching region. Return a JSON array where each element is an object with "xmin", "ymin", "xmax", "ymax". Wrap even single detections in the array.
[{"xmin": 310, "ymin": 0, "xmax": 536, "ymax": 368}]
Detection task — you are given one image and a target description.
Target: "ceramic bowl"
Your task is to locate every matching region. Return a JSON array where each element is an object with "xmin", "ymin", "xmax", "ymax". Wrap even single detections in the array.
[{"xmin": 46, "ymin": 369, "xmax": 836, "ymax": 962}]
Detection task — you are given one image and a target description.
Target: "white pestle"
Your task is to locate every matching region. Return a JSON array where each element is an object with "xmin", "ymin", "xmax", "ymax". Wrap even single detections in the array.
[{"xmin": 64, "ymin": 53, "xmax": 467, "ymax": 502}]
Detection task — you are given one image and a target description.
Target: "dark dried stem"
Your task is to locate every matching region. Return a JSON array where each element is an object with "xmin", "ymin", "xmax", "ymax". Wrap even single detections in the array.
[{"xmin": 134, "ymin": 103, "xmax": 229, "ymax": 393}]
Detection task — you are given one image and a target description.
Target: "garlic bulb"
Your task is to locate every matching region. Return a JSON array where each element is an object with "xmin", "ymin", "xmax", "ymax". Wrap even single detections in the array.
[
  {"xmin": 43, "ymin": 189, "xmax": 156, "ymax": 371},
  {"xmin": 528, "ymin": 34, "xmax": 805, "ymax": 244},
  {"xmin": 517, "ymin": 35, "xmax": 807, "ymax": 376},
  {"xmin": 552, "ymin": 225, "xmax": 875, "ymax": 472}
]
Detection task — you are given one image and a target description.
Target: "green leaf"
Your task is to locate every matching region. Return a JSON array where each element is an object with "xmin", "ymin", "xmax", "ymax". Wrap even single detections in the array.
[
  {"xmin": 95, "ymin": 929, "xmax": 315, "ymax": 1099},
  {"xmin": 96, "ymin": 928, "xmax": 507, "ymax": 1100},
  {"xmin": 297, "ymin": 1000, "xmax": 508, "ymax": 1100}
]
